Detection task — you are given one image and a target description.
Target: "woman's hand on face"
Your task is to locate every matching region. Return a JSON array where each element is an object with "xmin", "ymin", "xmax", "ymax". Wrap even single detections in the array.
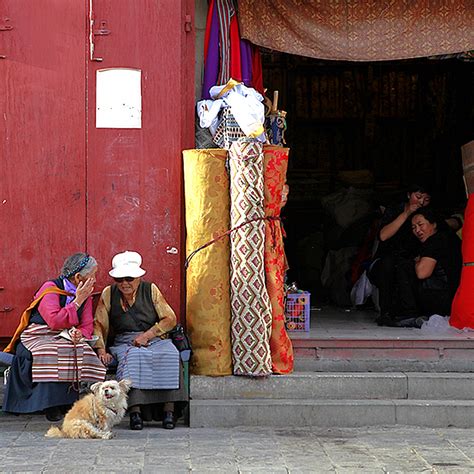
[
  {"xmin": 75, "ymin": 278, "xmax": 95, "ymax": 305},
  {"xmin": 133, "ymin": 332, "xmax": 150, "ymax": 347},
  {"xmin": 406, "ymin": 202, "xmax": 421, "ymax": 215}
]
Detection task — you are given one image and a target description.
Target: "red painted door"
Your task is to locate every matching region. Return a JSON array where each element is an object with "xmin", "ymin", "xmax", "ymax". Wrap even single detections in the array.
[
  {"xmin": 87, "ymin": 0, "xmax": 195, "ymax": 318},
  {"xmin": 0, "ymin": 1, "xmax": 194, "ymax": 338},
  {"xmin": 0, "ymin": 2, "xmax": 87, "ymax": 337}
]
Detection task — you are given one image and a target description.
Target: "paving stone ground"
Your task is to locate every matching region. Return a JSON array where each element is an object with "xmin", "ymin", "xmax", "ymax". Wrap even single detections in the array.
[{"xmin": 1, "ymin": 413, "xmax": 473, "ymax": 473}]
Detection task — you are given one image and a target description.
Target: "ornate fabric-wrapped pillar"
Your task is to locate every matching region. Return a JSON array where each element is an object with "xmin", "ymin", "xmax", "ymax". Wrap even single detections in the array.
[
  {"xmin": 263, "ymin": 145, "xmax": 294, "ymax": 373},
  {"xmin": 229, "ymin": 140, "xmax": 272, "ymax": 376},
  {"xmin": 183, "ymin": 149, "xmax": 233, "ymax": 375}
]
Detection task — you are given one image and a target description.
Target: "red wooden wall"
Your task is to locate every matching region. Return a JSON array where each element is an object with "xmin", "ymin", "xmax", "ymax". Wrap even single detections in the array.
[{"xmin": 0, "ymin": 0, "xmax": 195, "ymax": 337}]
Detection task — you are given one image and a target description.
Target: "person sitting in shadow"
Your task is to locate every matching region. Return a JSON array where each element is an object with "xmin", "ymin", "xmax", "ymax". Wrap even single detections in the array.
[
  {"xmin": 394, "ymin": 208, "xmax": 462, "ymax": 328},
  {"xmin": 367, "ymin": 184, "xmax": 431, "ymax": 326}
]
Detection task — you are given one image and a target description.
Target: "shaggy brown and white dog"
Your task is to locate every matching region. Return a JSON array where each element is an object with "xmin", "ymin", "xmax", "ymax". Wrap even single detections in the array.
[{"xmin": 45, "ymin": 379, "xmax": 131, "ymax": 439}]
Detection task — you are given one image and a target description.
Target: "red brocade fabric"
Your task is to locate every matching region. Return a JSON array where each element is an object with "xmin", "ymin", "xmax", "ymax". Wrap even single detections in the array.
[
  {"xmin": 450, "ymin": 194, "xmax": 474, "ymax": 330},
  {"xmin": 237, "ymin": 0, "xmax": 474, "ymax": 62},
  {"xmin": 263, "ymin": 146, "xmax": 294, "ymax": 374},
  {"xmin": 251, "ymin": 46, "xmax": 264, "ymax": 95}
]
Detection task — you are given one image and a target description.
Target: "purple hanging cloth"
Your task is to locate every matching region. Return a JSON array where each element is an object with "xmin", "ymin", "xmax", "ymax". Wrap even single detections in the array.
[
  {"xmin": 202, "ymin": 2, "xmax": 220, "ymax": 99},
  {"xmin": 240, "ymin": 39, "xmax": 253, "ymax": 88}
]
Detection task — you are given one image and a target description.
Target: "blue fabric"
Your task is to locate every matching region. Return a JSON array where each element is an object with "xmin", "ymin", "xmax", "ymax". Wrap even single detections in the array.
[
  {"xmin": 110, "ymin": 333, "xmax": 180, "ymax": 390},
  {"xmin": 0, "ymin": 352, "xmax": 14, "ymax": 366},
  {"xmin": 2, "ymin": 343, "xmax": 78, "ymax": 413}
]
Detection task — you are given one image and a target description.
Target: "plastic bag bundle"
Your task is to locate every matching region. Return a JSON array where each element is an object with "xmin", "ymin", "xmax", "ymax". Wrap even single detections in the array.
[{"xmin": 420, "ymin": 314, "xmax": 463, "ymax": 335}]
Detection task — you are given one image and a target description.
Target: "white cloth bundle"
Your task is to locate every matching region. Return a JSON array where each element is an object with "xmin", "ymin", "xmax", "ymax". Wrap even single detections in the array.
[{"xmin": 197, "ymin": 78, "xmax": 266, "ymax": 142}]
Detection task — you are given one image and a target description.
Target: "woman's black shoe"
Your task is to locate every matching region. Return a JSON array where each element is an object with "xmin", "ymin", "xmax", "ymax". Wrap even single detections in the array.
[
  {"xmin": 129, "ymin": 412, "xmax": 143, "ymax": 430},
  {"xmin": 162, "ymin": 411, "xmax": 175, "ymax": 430},
  {"xmin": 45, "ymin": 406, "xmax": 62, "ymax": 422}
]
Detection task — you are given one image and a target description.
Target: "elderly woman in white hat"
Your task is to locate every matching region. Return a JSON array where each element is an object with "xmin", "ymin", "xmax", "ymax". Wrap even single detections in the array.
[{"xmin": 93, "ymin": 251, "xmax": 187, "ymax": 430}]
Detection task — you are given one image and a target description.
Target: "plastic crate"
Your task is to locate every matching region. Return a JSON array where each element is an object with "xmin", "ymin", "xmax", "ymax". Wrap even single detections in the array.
[{"xmin": 285, "ymin": 291, "xmax": 311, "ymax": 332}]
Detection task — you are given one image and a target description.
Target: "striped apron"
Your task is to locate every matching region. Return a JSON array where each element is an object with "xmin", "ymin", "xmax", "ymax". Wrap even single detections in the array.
[
  {"xmin": 20, "ymin": 324, "xmax": 106, "ymax": 383},
  {"xmin": 110, "ymin": 332, "xmax": 180, "ymax": 390}
]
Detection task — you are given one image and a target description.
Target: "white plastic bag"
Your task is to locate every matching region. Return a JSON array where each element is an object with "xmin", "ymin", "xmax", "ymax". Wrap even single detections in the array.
[
  {"xmin": 420, "ymin": 314, "xmax": 461, "ymax": 335},
  {"xmin": 350, "ymin": 271, "xmax": 373, "ymax": 306}
]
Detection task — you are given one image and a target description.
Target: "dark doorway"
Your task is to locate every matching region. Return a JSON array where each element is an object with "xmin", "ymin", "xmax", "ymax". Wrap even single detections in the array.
[{"xmin": 262, "ymin": 52, "xmax": 474, "ymax": 307}]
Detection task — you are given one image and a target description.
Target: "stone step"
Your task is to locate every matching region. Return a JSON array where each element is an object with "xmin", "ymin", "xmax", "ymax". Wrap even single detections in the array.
[
  {"xmin": 292, "ymin": 338, "xmax": 474, "ymax": 372},
  {"xmin": 190, "ymin": 399, "xmax": 474, "ymax": 428},
  {"xmin": 191, "ymin": 372, "xmax": 474, "ymax": 401}
]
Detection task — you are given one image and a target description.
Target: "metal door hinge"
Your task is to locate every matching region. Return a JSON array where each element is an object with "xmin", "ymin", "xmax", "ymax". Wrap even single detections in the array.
[
  {"xmin": 0, "ymin": 18, "xmax": 13, "ymax": 31},
  {"xmin": 94, "ymin": 21, "xmax": 110, "ymax": 36},
  {"xmin": 184, "ymin": 15, "xmax": 192, "ymax": 32},
  {"xmin": 1, "ymin": 18, "xmax": 13, "ymax": 58}
]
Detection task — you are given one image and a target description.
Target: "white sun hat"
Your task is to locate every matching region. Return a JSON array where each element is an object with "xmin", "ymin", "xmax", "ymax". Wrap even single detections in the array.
[{"xmin": 109, "ymin": 251, "xmax": 146, "ymax": 278}]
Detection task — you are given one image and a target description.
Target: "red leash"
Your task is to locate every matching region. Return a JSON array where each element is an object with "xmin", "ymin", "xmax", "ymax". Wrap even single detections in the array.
[{"xmin": 184, "ymin": 216, "xmax": 280, "ymax": 269}]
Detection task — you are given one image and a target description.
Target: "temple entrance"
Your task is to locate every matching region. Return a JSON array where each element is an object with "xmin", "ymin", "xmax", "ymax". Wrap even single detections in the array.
[{"xmin": 261, "ymin": 52, "xmax": 474, "ymax": 360}]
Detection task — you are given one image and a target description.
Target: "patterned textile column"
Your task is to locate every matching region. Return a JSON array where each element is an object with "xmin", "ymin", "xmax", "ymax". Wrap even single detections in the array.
[
  {"xmin": 229, "ymin": 140, "xmax": 272, "ymax": 376},
  {"xmin": 183, "ymin": 149, "xmax": 233, "ymax": 375},
  {"xmin": 263, "ymin": 145, "xmax": 294, "ymax": 374}
]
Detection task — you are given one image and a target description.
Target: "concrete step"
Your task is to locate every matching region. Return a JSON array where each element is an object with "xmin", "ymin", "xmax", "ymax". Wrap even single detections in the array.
[
  {"xmin": 191, "ymin": 372, "xmax": 474, "ymax": 401},
  {"xmin": 190, "ymin": 399, "xmax": 474, "ymax": 428},
  {"xmin": 190, "ymin": 372, "xmax": 474, "ymax": 428},
  {"xmin": 292, "ymin": 338, "xmax": 474, "ymax": 372}
]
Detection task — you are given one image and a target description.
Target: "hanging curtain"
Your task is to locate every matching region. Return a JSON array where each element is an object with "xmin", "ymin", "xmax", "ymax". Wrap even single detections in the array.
[
  {"xmin": 229, "ymin": 140, "xmax": 273, "ymax": 376},
  {"xmin": 202, "ymin": 0, "xmax": 220, "ymax": 100},
  {"xmin": 202, "ymin": 0, "xmax": 264, "ymax": 99},
  {"xmin": 263, "ymin": 145, "xmax": 294, "ymax": 374},
  {"xmin": 183, "ymin": 149, "xmax": 233, "ymax": 376},
  {"xmin": 237, "ymin": 0, "xmax": 474, "ymax": 62}
]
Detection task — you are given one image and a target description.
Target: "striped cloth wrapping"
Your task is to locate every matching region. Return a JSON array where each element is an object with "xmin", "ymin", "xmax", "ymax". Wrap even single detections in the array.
[
  {"xmin": 110, "ymin": 333, "xmax": 180, "ymax": 390},
  {"xmin": 229, "ymin": 139, "xmax": 273, "ymax": 376},
  {"xmin": 216, "ymin": 0, "xmax": 235, "ymax": 85},
  {"xmin": 20, "ymin": 324, "xmax": 106, "ymax": 383}
]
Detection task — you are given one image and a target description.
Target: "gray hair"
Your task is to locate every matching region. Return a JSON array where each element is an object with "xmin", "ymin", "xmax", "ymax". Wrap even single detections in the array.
[{"xmin": 61, "ymin": 253, "xmax": 98, "ymax": 279}]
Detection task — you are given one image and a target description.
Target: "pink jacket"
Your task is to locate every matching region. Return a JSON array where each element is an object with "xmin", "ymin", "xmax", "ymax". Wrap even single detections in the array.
[{"xmin": 35, "ymin": 281, "xmax": 93, "ymax": 339}]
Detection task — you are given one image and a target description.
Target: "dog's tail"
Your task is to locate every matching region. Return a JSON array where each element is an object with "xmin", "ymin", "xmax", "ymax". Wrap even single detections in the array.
[{"xmin": 45, "ymin": 426, "xmax": 63, "ymax": 438}]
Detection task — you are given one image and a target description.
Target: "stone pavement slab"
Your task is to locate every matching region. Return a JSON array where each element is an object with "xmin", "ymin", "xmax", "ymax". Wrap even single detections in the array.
[{"xmin": 0, "ymin": 413, "xmax": 473, "ymax": 473}]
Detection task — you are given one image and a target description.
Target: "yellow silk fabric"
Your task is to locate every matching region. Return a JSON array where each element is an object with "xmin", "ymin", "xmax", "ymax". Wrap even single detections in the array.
[{"xmin": 183, "ymin": 149, "xmax": 232, "ymax": 376}]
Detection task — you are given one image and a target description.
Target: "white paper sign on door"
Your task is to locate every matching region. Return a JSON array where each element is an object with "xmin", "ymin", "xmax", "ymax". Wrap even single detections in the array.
[{"xmin": 96, "ymin": 68, "xmax": 142, "ymax": 129}]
